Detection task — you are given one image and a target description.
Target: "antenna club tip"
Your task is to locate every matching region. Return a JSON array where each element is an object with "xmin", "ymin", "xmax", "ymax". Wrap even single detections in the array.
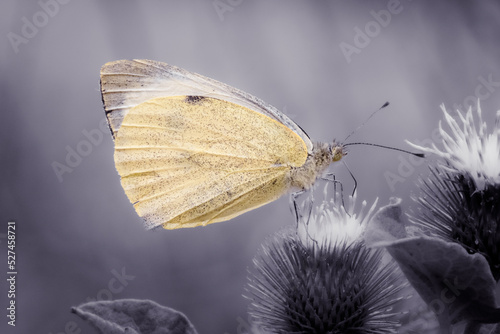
[
  {"xmin": 381, "ymin": 102, "xmax": 389, "ymax": 108},
  {"xmin": 414, "ymin": 153, "xmax": 425, "ymax": 158}
]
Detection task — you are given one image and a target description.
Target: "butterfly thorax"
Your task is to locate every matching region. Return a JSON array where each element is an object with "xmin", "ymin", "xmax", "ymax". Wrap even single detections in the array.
[{"xmin": 287, "ymin": 141, "xmax": 346, "ymax": 190}]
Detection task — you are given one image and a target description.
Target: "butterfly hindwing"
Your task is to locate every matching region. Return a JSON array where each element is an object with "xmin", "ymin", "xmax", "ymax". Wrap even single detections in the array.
[{"xmin": 114, "ymin": 95, "xmax": 308, "ymax": 229}]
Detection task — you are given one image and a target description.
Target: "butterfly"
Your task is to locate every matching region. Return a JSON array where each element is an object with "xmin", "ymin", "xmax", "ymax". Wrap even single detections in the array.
[{"xmin": 100, "ymin": 59, "xmax": 346, "ymax": 230}]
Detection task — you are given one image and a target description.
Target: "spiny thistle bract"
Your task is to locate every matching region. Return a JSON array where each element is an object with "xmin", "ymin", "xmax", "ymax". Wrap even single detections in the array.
[
  {"xmin": 246, "ymin": 193, "xmax": 405, "ymax": 333},
  {"xmin": 409, "ymin": 102, "xmax": 500, "ymax": 281}
]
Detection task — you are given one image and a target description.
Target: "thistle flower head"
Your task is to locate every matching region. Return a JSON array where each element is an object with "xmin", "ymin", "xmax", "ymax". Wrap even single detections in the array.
[
  {"xmin": 408, "ymin": 102, "xmax": 500, "ymax": 281},
  {"xmin": 246, "ymin": 191, "xmax": 405, "ymax": 333},
  {"xmin": 298, "ymin": 191, "xmax": 378, "ymax": 249},
  {"xmin": 408, "ymin": 102, "xmax": 500, "ymax": 190}
]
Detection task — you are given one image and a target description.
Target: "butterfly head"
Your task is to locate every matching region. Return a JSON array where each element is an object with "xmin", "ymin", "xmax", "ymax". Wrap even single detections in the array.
[{"xmin": 331, "ymin": 143, "xmax": 347, "ymax": 162}]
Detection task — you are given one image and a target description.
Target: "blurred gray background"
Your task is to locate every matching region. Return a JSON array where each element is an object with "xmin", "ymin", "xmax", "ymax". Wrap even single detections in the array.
[{"xmin": 1, "ymin": 1, "xmax": 500, "ymax": 333}]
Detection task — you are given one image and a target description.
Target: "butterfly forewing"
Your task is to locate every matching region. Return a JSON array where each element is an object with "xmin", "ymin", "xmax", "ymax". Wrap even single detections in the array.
[{"xmin": 100, "ymin": 59, "xmax": 313, "ymax": 153}]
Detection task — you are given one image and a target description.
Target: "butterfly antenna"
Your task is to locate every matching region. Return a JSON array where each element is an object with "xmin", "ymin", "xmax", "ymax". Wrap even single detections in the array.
[
  {"xmin": 342, "ymin": 102, "xmax": 389, "ymax": 143},
  {"xmin": 343, "ymin": 142, "xmax": 425, "ymax": 158}
]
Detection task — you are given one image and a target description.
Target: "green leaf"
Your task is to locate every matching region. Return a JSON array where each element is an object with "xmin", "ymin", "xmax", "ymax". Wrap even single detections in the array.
[{"xmin": 71, "ymin": 299, "xmax": 198, "ymax": 334}]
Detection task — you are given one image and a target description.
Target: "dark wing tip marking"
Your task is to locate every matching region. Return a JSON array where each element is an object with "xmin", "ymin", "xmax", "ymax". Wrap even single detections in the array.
[
  {"xmin": 185, "ymin": 96, "xmax": 206, "ymax": 104},
  {"xmin": 100, "ymin": 78, "xmax": 105, "ymax": 106}
]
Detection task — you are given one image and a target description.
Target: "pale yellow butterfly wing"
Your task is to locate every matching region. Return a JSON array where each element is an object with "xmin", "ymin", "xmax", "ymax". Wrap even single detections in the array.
[
  {"xmin": 114, "ymin": 95, "xmax": 308, "ymax": 229},
  {"xmin": 100, "ymin": 59, "xmax": 313, "ymax": 152},
  {"xmin": 156, "ymin": 170, "xmax": 290, "ymax": 229}
]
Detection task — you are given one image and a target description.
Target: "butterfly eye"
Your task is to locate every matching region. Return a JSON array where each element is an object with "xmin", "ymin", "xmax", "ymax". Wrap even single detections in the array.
[{"xmin": 331, "ymin": 146, "xmax": 345, "ymax": 162}]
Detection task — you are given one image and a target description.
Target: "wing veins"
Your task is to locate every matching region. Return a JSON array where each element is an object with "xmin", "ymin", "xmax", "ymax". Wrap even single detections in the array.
[
  {"xmin": 133, "ymin": 59, "xmax": 166, "ymax": 72},
  {"xmin": 102, "ymin": 73, "xmax": 147, "ymax": 77},
  {"xmin": 116, "ymin": 146, "xmax": 276, "ymax": 163},
  {"xmin": 120, "ymin": 124, "xmax": 168, "ymax": 129},
  {"xmin": 121, "ymin": 166, "xmax": 191, "ymax": 179},
  {"xmin": 134, "ymin": 165, "xmax": 285, "ymax": 205},
  {"xmin": 105, "ymin": 88, "xmax": 171, "ymax": 93},
  {"xmin": 105, "ymin": 105, "xmax": 135, "ymax": 111},
  {"xmin": 168, "ymin": 169, "xmax": 286, "ymax": 225},
  {"xmin": 136, "ymin": 174, "xmax": 208, "ymax": 204}
]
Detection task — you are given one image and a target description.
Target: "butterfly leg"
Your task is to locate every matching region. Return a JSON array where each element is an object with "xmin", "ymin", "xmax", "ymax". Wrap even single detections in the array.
[
  {"xmin": 342, "ymin": 160, "xmax": 357, "ymax": 196},
  {"xmin": 290, "ymin": 189, "xmax": 306, "ymax": 229},
  {"xmin": 320, "ymin": 173, "xmax": 351, "ymax": 217},
  {"xmin": 320, "ymin": 173, "xmax": 344, "ymax": 204},
  {"xmin": 290, "ymin": 189, "xmax": 319, "ymax": 247}
]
